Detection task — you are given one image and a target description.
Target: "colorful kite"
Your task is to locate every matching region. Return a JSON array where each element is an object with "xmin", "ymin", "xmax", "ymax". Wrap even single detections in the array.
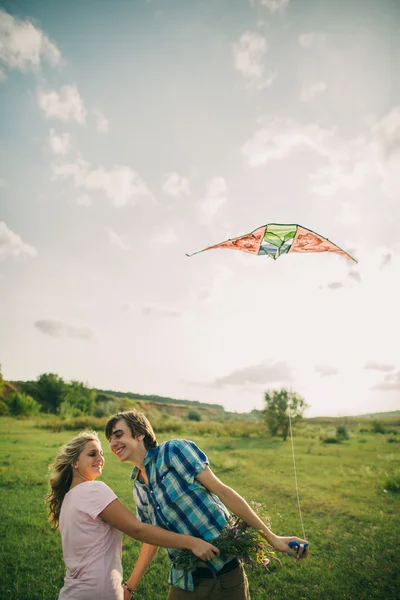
[{"xmin": 186, "ymin": 223, "xmax": 357, "ymax": 262}]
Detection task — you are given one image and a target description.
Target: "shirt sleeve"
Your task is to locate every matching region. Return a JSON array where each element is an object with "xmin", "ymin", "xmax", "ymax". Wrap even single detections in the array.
[
  {"xmin": 164, "ymin": 439, "xmax": 209, "ymax": 484},
  {"xmin": 85, "ymin": 481, "xmax": 118, "ymax": 520}
]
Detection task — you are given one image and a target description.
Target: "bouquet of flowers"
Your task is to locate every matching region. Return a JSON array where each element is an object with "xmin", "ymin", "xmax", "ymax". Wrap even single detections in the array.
[{"xmin": 172, "ymin": 514, "xmax": 282, "ymax": 574}]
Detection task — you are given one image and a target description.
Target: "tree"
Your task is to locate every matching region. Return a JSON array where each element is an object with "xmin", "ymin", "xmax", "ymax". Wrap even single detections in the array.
[
  {"xmin": 58, "ymin": 381, "xmax": 96, "ymax": 418},
  {"xmin": 264, "ymin": 389, "xmax": 308, "ymax": 441},
  {"xmin": 36, "ymin": 373, "xmax": 67, "ymax": 413},
  {"xmin": 8, "ymin": 392, "xmax": 40, "ymax": 417},
  {"xmin": 0, "ymin": 364, "xmax": 3, "ymax": 397}
]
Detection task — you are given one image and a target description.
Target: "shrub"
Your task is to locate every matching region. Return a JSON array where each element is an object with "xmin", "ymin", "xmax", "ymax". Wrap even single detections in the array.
[
  {"xmin": 371, "ymin": 420, "xmax": 386, "ymax": 434},
  {"xmin": 336, "ymin": 425, "xmax": 349, "ymax": 441},
  {"xmin": 322, "ymin": 436, "xmax": 339, "ymax": 444},
  {"xmin": 8, "ymin": 392, "xmax": 40, "ymax": 417},
  {"xmin": 0, "ymin": 400, "xmax": 9, "ymax": 415},
  {"xmin": 385, "ymin": 475, "xmax": 400, "ymax": 493},
  {"xmin": 187, "ymin": 409, "xmax": 202, "ymax": 422}
]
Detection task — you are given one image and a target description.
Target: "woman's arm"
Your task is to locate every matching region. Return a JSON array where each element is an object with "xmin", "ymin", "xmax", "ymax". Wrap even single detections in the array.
[
  {"xmin": 100, "ymin": 499, "xmax": 220, "ymax": 561},
  {"xmin": 122, "ymin": 544, "xmax": 158, "ymax": 599},
  {"xmin": 196, "ymin": 466, "xmax": 309, "ymax": 559}
]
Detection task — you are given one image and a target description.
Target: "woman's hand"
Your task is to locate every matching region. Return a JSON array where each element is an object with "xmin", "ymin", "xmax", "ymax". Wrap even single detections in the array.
[
  {"xmin": 269, "ymin": 534, "xmax": 309, "ymax": 559},
  {"xmin": 190, "ymin": 538, "xmax": 220, "ymax": 562}
]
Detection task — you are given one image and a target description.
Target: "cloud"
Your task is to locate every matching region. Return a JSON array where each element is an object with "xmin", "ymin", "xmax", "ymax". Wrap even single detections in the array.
[
  {"xmin": 233, "ymin": 31, "xmax": 273, "ymax": 89},
  {"xmin": 372, "ymin": 106, "xmax": 400, "ymax": 160},
  {"xmin": 0, "ymin": 221, "xmax": 37, "ymax": 260},
  {"xmin": 379, "ymin": 253, "xmax": 392, "ymax": 269},
  {"xmin": 196, "ymin": 176, "xmax": 228, "ymax": 223},
  {"xmin": 108, "ymin": 229, "xmax": 130, "ymax": 250},
  {"xmin": 371, "ymin": 370, "xmax": 400, "ymax": 391},
  {"xmin": 327, "ymin": 282, "xmax": 343, "ymax": 290},
  {"xmin": 204, "ymin": 360, "xmax": 293, "ymax": 389},
  {"xmin": 150, "ymin": 228, "xmax": 178, "ymax": 244},
  {"xmin": 298, "ymin": 32, "xmax": 325, "ymax": 49},
  {"xmin": 364, "ymin": 362, "xmax": 396, "ymax": 373},
  {"xmin": 49, "ymin": 128, "xmax": 71, "ymax": 155},
  {"xmin": 347, "ymin": 270, "xmax": 362, "ymax": 283},
  {"xmin": 38, "ymin": 85, "xmax": 87, "ymax": 124},
  {"xmin": 53, "ymin": 156, "xmax": 152, "ymax": 207},
  {"xmin": 93, "ymin": 108, "xmax": 109, "ymax": 133},
  {"xmin": 300, "ymin": 81, "xmax": 327, "ymax": 103},
  {"xmin": 142, "ymin": 305, "xmax": 182, "ymax": 318},
  {"xmin": 315, "ymin": 365, "xmax": 338, "ymax": 377},
  {"xmin": 250, "ymin": 0, "xmax": 290, "ymax": 14},
  {"xmin": 241, "ymin": 112, "xmax": 400, "ymax": 198},
  {"xmin": 76, "ymin": 194, "xmax": 92, "ymax": 207},
  {"xmin": 162, "ymin": 172, "xmax": 190, "ymax": 197},
  {"xmin": 34, "ymin": 319, "xmax": 95, "ymax": 340},
  {"xmin": 0, "ymin": 68, "xmax": 6, "ymax": 82},
  {"xmin": 0, "ymin": 177, "xmax": 5, "ymax": 187},
  {"xmin": 0, "ymin": 8, "xmax": 61, "ymax": 73}
]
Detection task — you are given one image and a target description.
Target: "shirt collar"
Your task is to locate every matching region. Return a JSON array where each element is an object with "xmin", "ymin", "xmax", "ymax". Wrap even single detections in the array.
[{"xmin": 130, "ymin": 446, "xmax": 158, "ymax": 481}]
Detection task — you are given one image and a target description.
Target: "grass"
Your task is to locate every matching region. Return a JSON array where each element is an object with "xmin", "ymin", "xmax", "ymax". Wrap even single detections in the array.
[{"xmin": 0, "ymin": 417, "xmax": 399, "ymax": 599}]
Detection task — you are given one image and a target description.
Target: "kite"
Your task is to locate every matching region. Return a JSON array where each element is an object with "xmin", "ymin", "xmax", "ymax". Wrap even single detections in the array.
[{"xmin": 186, "ymin": 223, "xmax": 357, "ymax": 262}]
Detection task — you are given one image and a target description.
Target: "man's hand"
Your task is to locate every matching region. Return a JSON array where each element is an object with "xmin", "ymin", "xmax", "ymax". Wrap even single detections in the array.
[
  {"xmin": 190, "ymin": 538, "xmax": 220, "ymax": 562},
  {"xmin": 269, "ymin": 534, "xmax": 309, "ymax": 559}
]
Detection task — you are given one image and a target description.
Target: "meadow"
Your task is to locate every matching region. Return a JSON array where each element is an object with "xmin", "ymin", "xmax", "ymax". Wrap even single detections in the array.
[{"xmin": 0, "ymin": 416, "xmax": 399, "ymax": 599}]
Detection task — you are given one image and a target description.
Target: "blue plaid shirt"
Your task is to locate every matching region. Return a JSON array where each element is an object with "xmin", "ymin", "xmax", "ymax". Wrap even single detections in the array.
[{"xmin": 131, "ymin": 438, "xmax": 230, "ymax": 591}]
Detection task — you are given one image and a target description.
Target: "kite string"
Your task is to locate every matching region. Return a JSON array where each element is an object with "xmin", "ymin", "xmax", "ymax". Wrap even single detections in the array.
[{"xmin": 288, "ymin": 409, "xmax": 306, "ymax": 540}]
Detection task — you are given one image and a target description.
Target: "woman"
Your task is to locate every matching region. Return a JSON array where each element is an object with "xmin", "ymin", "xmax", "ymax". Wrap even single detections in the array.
[{"xmin": 46, "ymin": 431, "xmax": 219, "ymax": 600}]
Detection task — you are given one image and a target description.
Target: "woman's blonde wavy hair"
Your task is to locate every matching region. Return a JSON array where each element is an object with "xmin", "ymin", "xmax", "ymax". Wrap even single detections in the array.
[{"xmin": 45, "ymin": 431, "xmax": 100, "ymax": 529}]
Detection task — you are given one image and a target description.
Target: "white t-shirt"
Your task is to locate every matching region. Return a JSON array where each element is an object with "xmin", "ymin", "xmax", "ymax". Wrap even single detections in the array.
[{"xmin": 59, "ymin": 480, "xmax": 123, "ymax": 600}]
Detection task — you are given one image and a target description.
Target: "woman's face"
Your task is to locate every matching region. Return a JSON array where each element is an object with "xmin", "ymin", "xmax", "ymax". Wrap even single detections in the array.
[{"xmin": 74, "ymin": 439, "xmax": 104, "ymax": 481}]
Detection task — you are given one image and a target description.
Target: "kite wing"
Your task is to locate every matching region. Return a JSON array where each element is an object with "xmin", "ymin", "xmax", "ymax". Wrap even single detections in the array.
[{"xmin": 186, "ymin": 223, "xmax": 357, "ymax": 262}]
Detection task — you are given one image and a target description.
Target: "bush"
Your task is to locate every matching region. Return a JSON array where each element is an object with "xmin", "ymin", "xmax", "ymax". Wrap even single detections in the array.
[
  {"xmin": 187, "ymin": 409, "xmax": 202, "ymax": 422},
  {"xmin": 0, "ymin": 400, "xmax": 9, "ymax": 415},
  {"xmin": 371, "ymin": 420, "xmax": 386, "ymax": 434},
  {"xmin": 322, "ymin": 436, "xmax": 339, "ymax": 444},
  {"xmin": 8, "ymin": 392, "xmax": 40, "ymax": 417},
  {"xmin": 336, "ymin": 425, "xmax": 349, "ymax": 441},
  {"xmin": 385, "ymin": 475, "xmax": 400, "ymax": 493}
]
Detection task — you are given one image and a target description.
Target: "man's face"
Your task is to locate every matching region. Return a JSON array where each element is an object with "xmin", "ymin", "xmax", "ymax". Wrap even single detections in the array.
[{"xmin": 108, "ymin": 419, "xmax": 145, "ymax": 463}]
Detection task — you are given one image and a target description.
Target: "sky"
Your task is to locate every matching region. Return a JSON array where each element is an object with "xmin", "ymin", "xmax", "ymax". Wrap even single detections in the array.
[{"xmin": 1, "ymin": 0, "xmax": 399, "ymax": 417}]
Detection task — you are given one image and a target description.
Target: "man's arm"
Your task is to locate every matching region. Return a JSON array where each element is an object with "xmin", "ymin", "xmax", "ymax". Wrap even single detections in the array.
[
  {"xmin": 122, "ymin": 544, "xmax": 158, "ymax": 600},
  {"xmin": 196, "ymin": 466, "xmax": 309, "ymax": 559}
]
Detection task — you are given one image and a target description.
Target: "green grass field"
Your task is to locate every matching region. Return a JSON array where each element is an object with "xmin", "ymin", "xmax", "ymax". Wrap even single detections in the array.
[{"xmin": 0, "ymin": 417, "xmax": 399, "ymax": 599}]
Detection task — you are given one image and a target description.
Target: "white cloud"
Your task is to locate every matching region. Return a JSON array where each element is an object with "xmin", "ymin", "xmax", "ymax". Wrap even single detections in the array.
[
  {"xmin": 34, "ymin": 319, "xmax": 95, "ymax": 340},
  {"xmin": 204, "ymin": 360, "xmax": 293, "ymax": 389},
  {"xmin": 299, "ymin": 32, "xmax": 315, "ymax": 48},
  {"xmin": 76, "ymin": 194, "xmax": 92, "ymax": 207},
  {"xmin": 364, "ymin": 362, "xmax": 395, "ymax": 373},
  {"xmin": 241, "ymin": 112, "xmax": 400, "ymax": 198},
  {"xmin": 142, "ymin": 305, "xmax": 182, "ymax": 318},
  {"xmin": 108, "ymin": 229, "xmax": 130, "ymax": 250},
  {"xmin": 233, "ymin": 31, "xmax": 273, "ymax": 89},
  {"xmin": 0, "ymin": 8, "xmax": 61, "ymax": 73},
  {"xmin": 0, "ymin": 221, "xmax": 37, "ymax": 260},
  {"xmin": 315, "ymin": 364, "xmax": 338, "ymax": 377},
  {"xmin": 372, "ymin": 106, "xmax": 400, "ymax": 160},
  {"xmin": 300, "ymin": 81, "xmax": 327, "ymax": 102},
  {"xmin": 250, "ymin": 0, "xmax": 290, "ymax": 14},
  {"xmin": 93, "ymin": 108, "xmax": 109, "ymax": 133},
  {"xmin": 49, "ymin": 128, "xmax": 71, "ymax": 155},
  {"xmin": 196, "ymin": 176, "xmax": 228, "ymax": 223},
  {"xmin": 0, "ymin": 68, "xmax": 6, "ymax": 82},
  {"xmin": 162, "ymin": 172, "xmax": 190, "ymax": 197},
  {"xmin": 0, "ymin": 178, "xmax": 5, "ymax": 187},
  {"xmin": 150, "ymin": 228, "xmax": 178, "ymax": 244},
  {"xmin": 53, "ymin": 156, "xmax": 152, "ymax": 207},
  {"xmin": 38, "ymin": 85, "xmax": 87, "ymax": 124}
]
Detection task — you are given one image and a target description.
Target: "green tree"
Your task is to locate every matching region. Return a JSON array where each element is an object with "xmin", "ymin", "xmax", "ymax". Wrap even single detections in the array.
[
  {"xmin": 264, "ymin": 389, "xmax": 308, "ymax": 441},
  {"xmin": 58, "ymin": 381, "xmax": 96, "ymax": 418},
  {"xmin": 36, "ymin": 373, "xmax": 67, "ymax": 413},
  {"xmin": 187, "ymin": 409, "xmax": 202, "ymax": 422},
  {"xmin": 0, "ymin": 363, "xmax": 4, "ymax": 396},
  {"xmin": 8, "ymin": 392, "xmax": 40, "ymax": 417}
]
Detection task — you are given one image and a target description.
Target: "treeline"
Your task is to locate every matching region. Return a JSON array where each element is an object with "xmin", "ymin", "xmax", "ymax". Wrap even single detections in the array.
[
  {"xmin": 0, "ymin": 366, "xmax": 223, "ymax": 419},
  {"xmin": 95, "ymin": 388, "xmax": 223, "ymax": 411}
]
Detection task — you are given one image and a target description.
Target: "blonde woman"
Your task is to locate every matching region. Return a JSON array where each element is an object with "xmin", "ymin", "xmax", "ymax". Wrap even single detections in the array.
[{"xmin": 46, "ymin": 431, "xmax": 219, "ymax": 600}]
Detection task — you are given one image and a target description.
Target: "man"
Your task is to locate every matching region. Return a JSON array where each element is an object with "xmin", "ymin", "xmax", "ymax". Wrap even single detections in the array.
[{"xmin": 105, "ymin": 410, "xmax": 309, "ymax": 600}]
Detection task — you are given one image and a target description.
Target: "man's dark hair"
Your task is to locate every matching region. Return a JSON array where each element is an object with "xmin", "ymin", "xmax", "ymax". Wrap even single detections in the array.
[{"xmin": 105, "ymin": 410, "xmax": 157, "ymax": 450}]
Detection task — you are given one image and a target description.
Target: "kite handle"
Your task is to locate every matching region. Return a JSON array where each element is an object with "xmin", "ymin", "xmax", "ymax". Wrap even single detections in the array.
[{"xmin": 288, "ymin": 541, "xmax": 309, "ymax": 557}]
